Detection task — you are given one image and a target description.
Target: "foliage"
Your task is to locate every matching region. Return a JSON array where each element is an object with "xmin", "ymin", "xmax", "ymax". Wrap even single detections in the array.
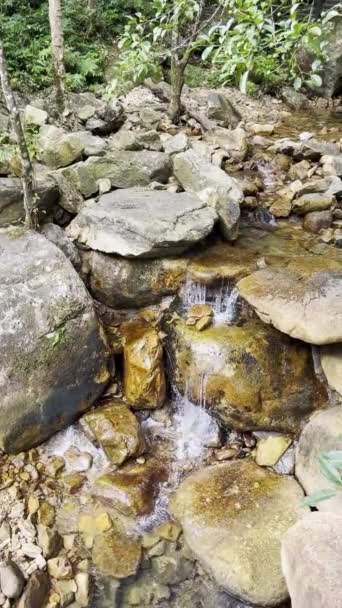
[
  {"xmin": 304, "ymin": 434, "xmax": 342, "ymax": 507},
  {"xmin": 0, "ymin": 0, "xmax": 146, "ymax": 90}
]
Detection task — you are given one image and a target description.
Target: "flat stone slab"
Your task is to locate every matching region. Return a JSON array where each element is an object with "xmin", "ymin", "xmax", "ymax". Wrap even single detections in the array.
[{"xmin": 66, "ymin": 190, "xmax": 217, "ymax": 257}]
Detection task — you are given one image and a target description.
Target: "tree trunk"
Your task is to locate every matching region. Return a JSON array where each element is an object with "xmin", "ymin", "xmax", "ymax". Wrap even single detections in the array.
[
  {"xmin": 48, "ymin": 0, "xmax": 66, "ymax": 116},
  {"xmin": 88, "ymin": 0, "xmax": 96, "ymax": 9},
  {"xmin": 168, "ymin": 57, "xmax": 186, "ymax": 121},
  {"xmin": 0, "ymin": 42, "xmax": 34, "ymax": 229}
]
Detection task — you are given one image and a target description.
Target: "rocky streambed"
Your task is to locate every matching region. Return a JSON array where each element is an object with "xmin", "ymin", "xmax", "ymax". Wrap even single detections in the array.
[{"xmin": 0, "ymin": 84, "xmax": 342, "ymax": 608}]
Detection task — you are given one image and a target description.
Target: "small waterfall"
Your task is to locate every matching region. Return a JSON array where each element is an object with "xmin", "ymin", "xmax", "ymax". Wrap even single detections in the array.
[{"xmin": 183, "ymin": 277, "xmax": 240, "ymax": 325}]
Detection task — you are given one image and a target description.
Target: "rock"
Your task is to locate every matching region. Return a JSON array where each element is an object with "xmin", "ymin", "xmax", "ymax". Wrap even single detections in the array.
[
  {"xmin": 170, "ymin": 460, "xmax": 305, "ymax": 606},
  {"xmin": 151, "ymin": 553, "xmax": 194, "ymax": 585},
  {"xmin": 292, "ymin": 193, "xmax": 335, "ymax": 215},
  {"xmin": 121, "ymin": 317, "xmax": 166, "ymax": 409},
  {"xmin": 95, "ymin": 459, "xmax": 167, "ymax": 516},
  {"xmin": 270, "ymin": 188, "xmax": 294, "ymax": 218},
  {"xmin": 281, "ymin": 86, "xmax": 309, "ymax": 110},
  {"xmin": 40, "ymin": 223, "xmax": 81, "ymax": 270},
  {"xmin": 92, "ymin": 530, "xmax": 141, "ymax": 578},
  {"xmin": 38, "ymin": 502, "xmax": 56, "ymax": 527},
  {"xmin": 37, "ymin": 525, "xmax": 62, "ymax": 558},
  {"xmin": 321, "ymin": 154, "xmax": 342, "ymax": 177},
  {"xmin": 318, "ymin": 19, "xmax": 342, "ymax": 97},
  {"xmin": 39, "ymin": 125, "xmax": 84, "ymax": 169},
  {"xmin": 173, "ymin": 149, "xmax": 241, "ymax": 240},
  {"xmin": 238, "ymin": 256, "xmax": 342, "ymax": 344},
  {"xmin": 24, "ymin": 105, "xmax": 48, "ymax": 127},
  {"xmin": 303, "ymin": 210, "xmax": 333, "ymax": 233},
  {"xmin": 204, "ymin": 127, "xmax": 248, "ymax": 162},
  {"xmin": 288, "ymin": 160, "xmax": 311, "ymax": 181},
  {"xmin": 256, "ymin": 435, "xmax": 292, "ymax": 467},
  {"xmin": 98, "ymin": 177, "xmax": 111, "ymax": 194},
  {"xmin": 162, "ymin": 132, "xmax": 189, "ymax": 155},
  {"xmin": 321, "ymin": 344, "xmax": 342, "ymax": 395},
  {"xmin": 296, "ymin": 406, "xmax": 342, "ymax": 514},
  {"xmin": 296, "ymin": 176, "xmax": 342, "ymax": 197},
  {"xmin": 66, "ymin": 189, "xmax": 216, "ymax": 257},
  {"xmin": 281, "ymin": 512, "xmax": 342, "ymax": 608},
  {"xmin": 111, "ymin": 129, "xmax": 162, "ymax": 152},
  {"xmin": 168, "ymin": 316, "xmax": 327, "ymax": 434},
  {"xmin": 80, "ymin": 400, "xmax": 145, "ymax": 465},
  {"xmin": 123, "ymin": 574, "xmax": 170, "ymax": 605},
  {"xmin": 16, "ymin": 571, "xmax": 50, "ymax": 608},
  {"xmin": 62, "ymin": 473, "xmax": 86, "ymax": 493},
  {"xmin": 0, "ymin": 229, "xmax": 109, "ymax": 452},
  {"xmin": 47, "ymin": 557, "xmax": 73, "ymax": 580},
  {"xmin": 54, "ymin": 580, "xmax": 76, "ymax": 607},
  {"xmin": 83, "ymin": 250, "xmax": 188, "ymax": 308},
  {"xmin": 249, "ymin": 123, "xmax": 275, "ymax": 135},
  {"xmin": 78, "ymin": 512, "xmax": 112, "ymax": 539},
  {"xmin": 0, "ymin": 176, "xmax": 59, "ymax": 227},
  {"xmin": 188, "ymin": 243, "xmax": 258, "ymax": 284},
  {"xmin": 75, "ymin": 131, "xmax": 107, "ymax": 156},
  {"xmin": 85, "ymin": 98, "xmax": 125, "ymax": 135},
  {"xmin": 75, "ymin": 573, "xmax": 89, "ymax": 608},
  {"xmin": 206, "ymin": 92, "xmax": 241, "ymax": 128},
  {"xmin": 0, "ymin": 561, "xmax": 25, "ymax": 599},
  {"xmin": 300, "ymin": 140, "xmax": 341, "ymax": 161},
  {"xmin": 56, "ymin": 151, "xmax": 172, "ymax": 198},
  {"xmin": 48, "ymin": 170, "xmax": 84, "ymax": 215}
]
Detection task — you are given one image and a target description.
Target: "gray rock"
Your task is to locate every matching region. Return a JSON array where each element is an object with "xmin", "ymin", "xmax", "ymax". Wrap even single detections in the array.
[
  {"xmin": 162, "ymin": 133, "xmax": 189, "ymax": 155},
  {"xmin": 66, "ymin": 189, "xmax": 216, "ymax": 257},
  {"xmin": 111, "ymin": 129, "xmax": 162, "ymax": 152},
  {"xmin": 0, "ymin": 176, "xmax": 59, "ymax": 227},
  {"xmin": 281, "ymin": 86, "xmax": 309, "ymax": 110},
  {"xmin": 296, "ymin": 406, "xmax": 342, "ymax": 514},
  {"xmin": 41, "ymin": 223, "xmax": 81, "ymax": 270},
  {"xmin": 84, "ymin": 250, "xmax": 188, "ymax": 308},
  {"xmin": 24, "ymin": 105, "xmax": 48, "ymax": 127},
  {"xmin": 207, "ymin": 92, "xmax": 241, "ymax": 128},
  {"xmin": 300, "ymin": 139, "xmax": 341, "ymax": 161},
  {"xmin": 75, "ymin": 131, "xmax": 107, "ymax": 156},
  {"xmin": 203, "ymin": 127, "xmax": 248, "ymax": 162},
  {"xmin": 55, "ymin": 151, "xmax": 172, "ymax": 198},
  {"xmin": 39, "ymin": 125, "xmax": 84, "ymax": 169},
  {"xmin": 318, "ymin": 19, "xmax": 342, "ymax": 97},
  {"xmin": 0, "ymin": 228, "xmax": 109, "ymax": 452},
  {"xmin": 292, "ymin": 193, "xmax": 336, "ymax": 215},
  {"xmin": 173, "ymin": 149, "xmax": 241, "ymax": 240},
  {"xmin": 48, "ymin": 170, "xmax": 84, "ymax": 214},
  {"xmin": 296, "ymin": 176, "xmax": 342, "ymax": 197},
  {"xmin": 321, "ymin": 154, "xmax": 342, "ymax": 177},
  {"xmin": 0, "ymin": 561, "xmax": 25, "ymax": 599},
  {"xmin": 281, "ymin": 512, "xmax": 342, "ymax": 608}
]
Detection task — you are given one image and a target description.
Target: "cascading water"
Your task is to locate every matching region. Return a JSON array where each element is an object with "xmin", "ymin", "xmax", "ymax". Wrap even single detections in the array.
[{"xmin": 183, "ymin": 277, "xmax": 240, "ymax": 325}]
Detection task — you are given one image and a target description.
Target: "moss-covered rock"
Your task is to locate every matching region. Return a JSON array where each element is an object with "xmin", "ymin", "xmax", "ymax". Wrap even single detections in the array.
[
  {"xmin": 80, "ymin": 400, "xmax": 145, "ymax": 465},
  {"xmin": 168, "ymin": 317, "xmax": 327, "ymax": 433},
  {"xmin": 170, "ymin": 460, "xmax": 306, "ymax": 606}
]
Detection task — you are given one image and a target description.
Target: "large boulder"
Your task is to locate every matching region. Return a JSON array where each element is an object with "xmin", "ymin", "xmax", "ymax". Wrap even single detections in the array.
[
  {"xmin": 206, "ymin": 92, "xmax": 242, "ymax": 128},
  {"xmin": 40, "ymin": 223, "xmax": 81, "ymax": 270},
  {"xmin": 296, "ymin": 406, "xmax": 342, "ymax": 514},
  {"xmin": 203, "ymin": 127, "xmax": 248, "ymax": 162},
  {"xmin": 66, "ymin": 190, "xmax": 216, "ymax": 257},
  {"xmin": 0, "ymin": 177, "xmax": 59, "ymax": 227},
  {"xmin": 238, "ymin": 256, "xmax": 342, "ymax": 345},
  {"xmin": 168, "ymin": 317, "xmax": 327, "ymax": 434},
  {"xmin": 39, "ymin": 125, "xmax": 84, "ymax": 169},
  {"xmin": 170, "ymin": 460, "xmax": 306, "ymax": 606},
  {"xmin": 173, "ymin": 149, "xmax": 242, "ymax": 240},
  {"xmin": 54, "ymin": 151, "xmax": 172, "ymax": 198},
  {"xmin": 281, "ymin": 512, "xmax": 342, "ymax": 608},
  {"xmin": 318, "ymin": 18, "xmax": 342, "ymax": 98},
  {"xmin": 0, "ymin": 228, "xmax": 110, "ymax": 453},
  {"xmin": 121, "ymin": 317, "xmax": 165, "ymax": 409},
  {"xmin": 83, "ymin": 250, "xmax": 188, "ymax": 308}
]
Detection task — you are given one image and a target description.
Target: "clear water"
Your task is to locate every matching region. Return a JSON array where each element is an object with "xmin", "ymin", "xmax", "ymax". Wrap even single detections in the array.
[{"xmin": 183, "ymin": 277, "xmax": 240, "ymax": 325}]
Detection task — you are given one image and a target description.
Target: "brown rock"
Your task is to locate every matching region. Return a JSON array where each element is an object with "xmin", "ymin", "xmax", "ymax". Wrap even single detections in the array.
[
  {"xmin": 16, "ymin": 571, "xmax": 50, "ymax": 608},
  {"xmin": 92, "ymin": 530, "xmax": 141, "ymax": 578},
  {"xmin": 121, "ymin": 318, "xmax": 166, "ymax": 409},
  {"xmin": 303, "ymin": 210, "xmax": 332, "ymax": 233}
]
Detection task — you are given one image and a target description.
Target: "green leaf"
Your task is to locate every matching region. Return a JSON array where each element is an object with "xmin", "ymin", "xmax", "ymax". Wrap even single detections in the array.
[
  {"xmin": 239, "ymin": 70, "xmax": 249, "ymax": 94},
  {"xmin": 293, "ymin": 76, "xmax": 302, "ymax": 91},
  {"xmin": 309, "ymin": 25, "xmax": 322, "ymax": 37},
  {"xmin": 202, "ymin": 46, "xmax": 214, "ymax": 61},
  {"xmin": 304, "ymin": 489, "xmax": 336, "ymax": 507},
  {"xmin": 320, "ymin": 454, "xmax": 342, "ymax": 484}
]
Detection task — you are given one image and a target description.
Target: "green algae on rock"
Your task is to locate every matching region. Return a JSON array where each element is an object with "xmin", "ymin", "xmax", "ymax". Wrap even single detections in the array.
[
  {"xmin": 168, "ymin": 317, "xmax": 327, "ymax": 434},
  {"xmin": 170, "ymin": 460, "xmax": 306, "ymax": 606}
]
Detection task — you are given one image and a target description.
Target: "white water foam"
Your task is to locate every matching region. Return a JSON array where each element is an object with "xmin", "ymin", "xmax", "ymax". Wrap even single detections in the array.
[{"xmin": 183, "ymin": 277, "xmax": 240, "ymax": 325}]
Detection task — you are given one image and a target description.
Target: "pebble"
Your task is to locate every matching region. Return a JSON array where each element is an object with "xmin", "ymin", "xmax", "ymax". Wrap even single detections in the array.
[
  {"xmin": 0, "ymin": 561, "xmax": 25, "ymax": 599},
  {"xmin": 47, "ymin": 557, "xmax": 73, "ymax": 580}
]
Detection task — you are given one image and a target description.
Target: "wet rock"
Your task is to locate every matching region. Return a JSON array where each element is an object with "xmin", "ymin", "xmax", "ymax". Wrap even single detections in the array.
[
  {"xmin": 123, "ymin": 574, "xmax": 170, "ymax": 605},
  {"xmin": 41, "ymin": 223, "xmax": 81, "ymax": 270},
  {"xmin": 92, "ymin": 530, "xmax": 141, "ymax": 578},
  {"xmin": 170, "ymin": 460, "xmax": 305, "ymax": 606},
  {"xmin": 95, "ymin": 459, "xmax": 167, "ymax": 516},
  {"xmin": 238, "ymin": 256, "xmax": 342, "ymax": 344},
  {"xmin": 151, "ymin": 553, "xmax": 194, "ymax": 585},
  {"xmin": 55, "ymin": 151, "xmax": 172, "ymax": 198},
  {"xmin": 186, "ymin": 304, "xmax": 213, "ymax": 331},
  {"xmin": 62, "ymin": 473, "xmax": 86, "ymax": 493},
  {"xmin": 83, "ymin": 250, "xmax": 188, "ymax": 308},
  {"xmin": 256, "ymin": 435, "xmax": 292, "ymax": 467},
  {"xmin": 281, "ymin": 86, "xmax": 309, "ymax": 110},
  {"xmin": 303, "ymin": 210, "xmax": 333, "ymax": 233},
  {"xmin": 47, "ymin": 557, "xmax": 73, "ymax": 580},
  {"xmin": 0, "ymin": 176, "xmax": 59, "ymax": 227},
  {"xmin": 188, "ymin": 243, "xmax": 258, "ymax": 284},
  {"xmin": 0, "ymin": 561, "xmax": 25, "ymax": 599},
  {"xmin": 39, "ymin": 126, "xmax": 84, "ymax": 169},
  {"xmin": 0, "ymin": 229, "xmax": 109, "ymax": 452},
  {"xmin": 203, "ymin": 127, "xmax": 248, "ymax": 162},
  {"xmin": 80, "ymin": 400, "xmax": 145, "ymax": 465},
  {"xmin": 321, "ymin": 344, "xmax": 342, "ymax": 396},
  {"xmin": 121, "ymin": 317, "xmax": 166, "ymax": 409},
  {"xmin": 206, "ymin": 92, "xmax": 241, "ymax": 128},
  {"xmin": 282, "ymin": 512, "xmax": 342, "ymax": 608},
  {"xmin": 66, "ymin": 190, "xmax": 216, "ymax": 257},
  {"xmin": 173, "ymin": 149, "xmax": 242, "ymax": 240},
  {"xmin": 16, "ymin": 571, "xmax": 50, "ymax": 608},
  {"xmin": 292, "ymin": 193, "xmax": 335, "ymax": 215},
  {"xmin": 169, "ymin": 317, "xmax": 327, "ymax": 434},
  {"xmin": 296, "ymin": 406, "xmax": 342, "ymax": 514},
  {"xmin": 24, "ymin": 105, "xmax": 48, "ymax": 127}
]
